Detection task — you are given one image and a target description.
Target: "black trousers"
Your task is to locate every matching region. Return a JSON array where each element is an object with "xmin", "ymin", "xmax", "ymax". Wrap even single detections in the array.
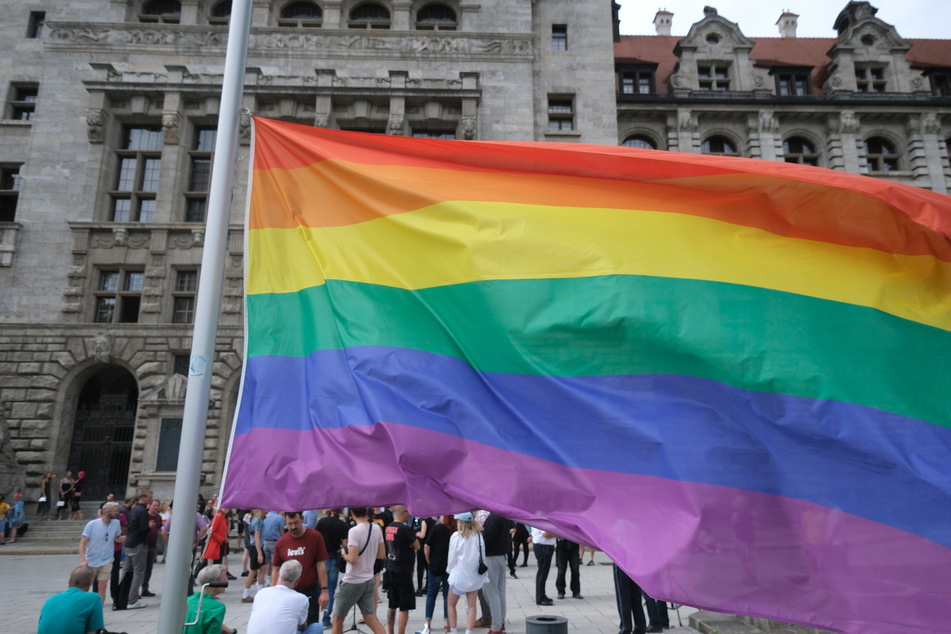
[
  {"xmin": 533, "ymin": 543, "xmax": 554, "ymax": 602},
  {"xmin": 644, "ymin": 590, "xmax": 670, "ymax": 628},
  {"xmin": 613, "ymin": 564, "xmax": 647, "ymax": 634},
  {"xmin": 555, "ymin": 547, "xmax": 580, "ymax": 596}
]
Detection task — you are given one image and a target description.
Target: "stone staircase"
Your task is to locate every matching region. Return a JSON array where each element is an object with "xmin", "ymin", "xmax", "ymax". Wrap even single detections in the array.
[{"xmin": 0, "ymin": 500, "xmax": 104, "ymax": 556}]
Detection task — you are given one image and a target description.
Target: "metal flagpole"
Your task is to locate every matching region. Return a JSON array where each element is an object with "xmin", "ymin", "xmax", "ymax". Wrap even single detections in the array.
[{"xmin": 155, "ymin": 1, "xmax": 253, "ymax": 632}]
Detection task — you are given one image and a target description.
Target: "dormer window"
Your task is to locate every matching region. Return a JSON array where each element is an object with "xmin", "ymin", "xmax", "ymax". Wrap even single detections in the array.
[
  {"xmin": 929, "ymin": 71, "xmax": 951, "ymax": 97},
  {"xmin": 698, "ymin": 64, "xmax": 730, "ymax": 91},
  {"xmin": 855, "ymin": 64, "xmax": 887, "ymax": 93},
  {"xmin": 775, "ymin": 69, "xmax": 810, "ymax": 97},
  {"xmin": 617, "ymin": 66, "xmax": 655, "ymax": 95}
]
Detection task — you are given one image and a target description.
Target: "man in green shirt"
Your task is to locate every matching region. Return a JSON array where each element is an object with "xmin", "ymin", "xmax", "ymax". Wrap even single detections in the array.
[
  {"xmin": 37, "ymin": 566, "xmax": 105, "ymax": 634},
  {"xmin": 185, "ymin": 563, "xmax": 237, "ymax": 634}
]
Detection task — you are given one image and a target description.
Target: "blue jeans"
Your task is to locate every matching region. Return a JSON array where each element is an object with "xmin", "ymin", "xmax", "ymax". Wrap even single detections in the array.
[
  {"xmin": 425, "ymin": 572, "xmax": 449, "ymax": 621},
  {"xmin": 322, "ymin": 558, "xmax": 340, "ymax": 625}
]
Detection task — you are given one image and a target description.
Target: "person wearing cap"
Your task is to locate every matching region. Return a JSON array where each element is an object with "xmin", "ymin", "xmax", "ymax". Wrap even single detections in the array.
[
  {"xmin": 446, "ymin": 512, "xmax": 488, "ymax": 634},
  {"xmin": 8, "ymin": 491, "xmax": 26, "ymax": 543}
]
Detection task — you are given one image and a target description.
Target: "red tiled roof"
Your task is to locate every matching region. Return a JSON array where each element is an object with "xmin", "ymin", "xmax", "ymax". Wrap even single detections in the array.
[{"xmin": 615, "ymin": 35, "xmax": 951, "ymax": 94}]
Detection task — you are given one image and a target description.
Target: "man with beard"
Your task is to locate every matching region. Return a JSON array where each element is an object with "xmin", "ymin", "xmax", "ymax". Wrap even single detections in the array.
[{"xmin": 272, "ymin": 511, "xmax": 330, "ymax": 628}]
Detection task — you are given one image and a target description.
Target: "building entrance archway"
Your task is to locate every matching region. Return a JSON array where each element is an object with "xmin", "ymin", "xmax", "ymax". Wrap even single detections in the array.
[{"xmin": 68, "ymin": 366, "xmax": 138, "ymax": 500}]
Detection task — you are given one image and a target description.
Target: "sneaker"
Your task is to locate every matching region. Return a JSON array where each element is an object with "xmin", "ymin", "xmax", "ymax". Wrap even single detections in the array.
[
  {"xmin": 241, "ymin": 571, "xmax": 249, "ymax": 577},
  {"xmin": 420, "ymin": 626, "xmax": 431, "ymax": 634},
  {"xmin": 141, "ymin": 590, "xmax": 156, "ymax": 597},
  {"xmin": 572, "ymin": 594, "xmax": 584, "ymax": 600},
  {"xmin": 241, "ymin": 596, "xmax": 254, "ymax": 603},
  {"xmin": 227, "ymin": 572, "xmax": 237, "ymax": 580},
  {"xmin": 127, "ymin": 600, "xmax": 147, "ymax": 609},
  {"xmin": 557, "ymin": 593, "xmax": 566, "ymax": 600},
  {"xmin": 586, "ymin": 560, "xmax": 595, "ymax": 566}
]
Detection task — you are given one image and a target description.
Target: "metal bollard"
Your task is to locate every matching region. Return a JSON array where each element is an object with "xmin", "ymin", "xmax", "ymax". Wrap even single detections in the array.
[{"xmin": 526, "ymin": 614, "xmax": 569, "ymax": 634}]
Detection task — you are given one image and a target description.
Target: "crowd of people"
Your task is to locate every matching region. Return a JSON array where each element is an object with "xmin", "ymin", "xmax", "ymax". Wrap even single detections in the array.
[{"xmin": 34, "ymin": 496, "xmax": 673, "ymax": 634}]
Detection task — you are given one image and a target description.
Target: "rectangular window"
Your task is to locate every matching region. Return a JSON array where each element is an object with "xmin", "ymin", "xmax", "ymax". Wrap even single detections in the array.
[
  {"xmin": 619, "ymin": 70, "xmax": 654, "ymax": 95},
  {"xmin": 776, "ymin": 71, "xmax": 810, "ymax": 96},
  {"xmin": 552, "ymin": 25, "xmax": 567, "ymax": 51},
  {"xmin": 547, "ymin": 96, "xmax": 575, "ymax": 132},
  {"xmin": 855, "ymin": 65, "xmax": 887, "ymax": 93},
  {"xmin": 173, "ymin": 353, "xmax": 190, "ymax": 376},
  {"xmin": 0, "ymin": 165, "xmax": 22, "ymax": 222},
  {"xmin": 698, "ymin": 64, "xmax": 730, "ymax": 91},
  {"xmin": 172, "ymin": 269, "xmax": 198, "ymax": 324},
  {"xmin": 111, "ymin": 126, "xmax": 163, "ymax": 222},
  {"xmin": 186, "ymin": 126, "xmax": 216, "ymax": 222},
  {"xmin": 94, "ymin": 269, "xmax": 143, "ymax": 323},
  {"xmin": 8, "ymin": 84, "xmax": 38, "ymax": 121},
  {"xmin": 28, "ymin": 11, "xmax": 45, "ymax": 38},
  {"xmin": 156, "ymin": 418, "xmax": 184, "ymax": 471},
  {"xmin": 930, "ymin": 73, "xmax": 951, "ymax": 97}
]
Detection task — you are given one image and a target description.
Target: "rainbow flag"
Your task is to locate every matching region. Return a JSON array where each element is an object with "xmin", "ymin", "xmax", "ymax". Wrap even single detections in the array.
[{"xmin": 223, "ymin": 116, "xmax": 951, "ymax": 633}]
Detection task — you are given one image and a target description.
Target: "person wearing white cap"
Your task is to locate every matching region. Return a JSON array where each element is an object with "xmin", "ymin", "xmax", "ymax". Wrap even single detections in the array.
[{"xmin": 445, "ymin": 512, "xmax": 488, "ymax": 634}]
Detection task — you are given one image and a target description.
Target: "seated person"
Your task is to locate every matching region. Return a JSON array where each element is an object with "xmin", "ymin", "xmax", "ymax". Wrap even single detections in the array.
[
  {"xmin": 248, "ymin": 560, "xmax": 323, "ymax": 634},
  {"xmin": 185, "ymin": 564, "xmax": 237, "ymax": 634},
  {"xmin": 37, "ymin": 565, "xmax": 104, "ymax": 634}
]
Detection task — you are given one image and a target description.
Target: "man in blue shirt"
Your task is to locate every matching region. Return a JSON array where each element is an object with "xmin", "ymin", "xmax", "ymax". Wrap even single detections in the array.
[
  {"xmin": 262, "ymin": 510, "xmax": 286, "ymax": 581},
  {"xmin": 37, "ymin": 566, "xmax": 104, "ymax": 634},
  {"xmin": 79, "ymin": 501, "xmax": 124, "ymax": 604}
]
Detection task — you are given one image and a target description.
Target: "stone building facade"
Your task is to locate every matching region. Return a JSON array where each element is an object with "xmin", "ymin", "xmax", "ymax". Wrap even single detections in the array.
[{"xmin": 0, "ymin": 0, "xmax": 948, "ymax": 504}]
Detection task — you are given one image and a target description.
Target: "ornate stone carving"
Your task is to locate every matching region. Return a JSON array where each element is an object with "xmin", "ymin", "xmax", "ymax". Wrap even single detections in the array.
[
  {"xmin": 162, "ymin": 111, "xmax": 181, "ymax": 145},
  {"xmin": 86, "ymin": 108, "xmax": 106, "ymax": 144},
  {"xmin": 314, "ymin": 114, "xmax": 331, "ymax": 128},
  {"xmin": 388, "ymin": 115, "xmax": 403, "ymax": 135},
  {"xmin": 839, "ymin": 110, "xmax": 860, "ymax": 134},
  {"xmin": 462, "ymin": 117, "xmax": 476, "ymax": 140},
  {"xmin": 165, "ymin": 373, "xmax": 187, "ymax": 400},
  {"xmin": 90, "ymin": 332, "xmax": 113, "ymax": 364},
  {"xmin": 757, "ymin": 109, "xmax": 778, "ymax": 134},
  {"xmin": 921, "ymin": 112, "xmax": 941, "ymax": 135},
  {"xmin": 677, "ymin": 109, "xmax": 698, "ymax": 132}
]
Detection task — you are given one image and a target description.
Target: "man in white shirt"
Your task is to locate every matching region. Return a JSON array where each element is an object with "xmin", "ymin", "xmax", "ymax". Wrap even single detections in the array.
[
  {"xmin": 79, "ymin": 502, "xmax": 125, "ymax": 604},
  {"xmin": 529, "ymin": 526, "xmax": 556, "ymax": 606},
  {"xmin": 248, "ymin": 560, "xmax": 322, "ymax": 634}
]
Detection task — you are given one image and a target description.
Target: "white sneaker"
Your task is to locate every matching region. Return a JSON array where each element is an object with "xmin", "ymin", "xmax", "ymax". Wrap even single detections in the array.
[
  {"xmin": 127, "ymin": 600, "xmax": 147, "ymax": 609},
  {"xmin": 420, "ymin": 627, "xmax": 431, "ymax": 634}
]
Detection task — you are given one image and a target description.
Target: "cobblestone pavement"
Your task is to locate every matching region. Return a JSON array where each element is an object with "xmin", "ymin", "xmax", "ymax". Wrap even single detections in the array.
[{"xmin": 8, "ymin": 551, "xmax": 699, "ymax": 634}]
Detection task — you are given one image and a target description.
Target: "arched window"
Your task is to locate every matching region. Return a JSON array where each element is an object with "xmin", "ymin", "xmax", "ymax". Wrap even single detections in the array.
[
  {"xmin": 140, "ymin": 0, "xmax": 181, "ymax": 23},
  {"xmin": 783, "ymin": 136, "xmax": 819, "ymax": 166},
  {"xmin": 701, "ymin": 135, "xmax": 737, "ymax": 156},
  {"xmin": 865, "ymin": 136, "xmax": 899, "ymax": 172},
  {"xmin": 349, "ymin": 2, "xmax": 390, "ymax": 29},
  {"xmin": 416, "ymin": 2, "xmax": 457, "ymax": 30},
  {"xmin": 209, "ymin": 0, "xmax": 231, "ymax": 25},
  {"xmin": 280, "ymin": 1, "xmax": 323, "ymax": 27},
  {"xmin": 621, "ymin": 135, "xmax": 657, "ymax": 150}
]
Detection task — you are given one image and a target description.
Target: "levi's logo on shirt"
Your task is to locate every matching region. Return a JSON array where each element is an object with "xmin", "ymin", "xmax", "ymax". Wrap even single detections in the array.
[{"xmin": 287, "ymin": 546, "xmax": 305, "ymax": 556}]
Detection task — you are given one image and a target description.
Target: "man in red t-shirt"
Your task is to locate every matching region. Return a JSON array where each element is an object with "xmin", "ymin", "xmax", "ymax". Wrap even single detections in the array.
[{"xmin": 271, "ymin": 511, "xmax": 330, "ymax": 627}]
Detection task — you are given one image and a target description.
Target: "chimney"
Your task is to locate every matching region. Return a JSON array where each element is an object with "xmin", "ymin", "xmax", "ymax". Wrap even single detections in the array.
[
  {"xmin": 776, "ymin": 11, "xmax": 799, "ymax": 38},
  {"xmin": 653, "ymin": 9, "xmax": 673, "ymax": 36}
]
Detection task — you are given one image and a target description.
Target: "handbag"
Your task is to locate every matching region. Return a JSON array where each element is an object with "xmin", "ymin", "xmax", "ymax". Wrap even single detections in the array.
[
  {"xmin": 56, "ymin": 500, "xmax": 65, "ymax": 508},
  {"xmin": 477, "ymin": 536, "xmax": 488, "ymax": 575},
  {"xmin": 338, "ymin": 522, "xmax": 373, "ymax": 573}
]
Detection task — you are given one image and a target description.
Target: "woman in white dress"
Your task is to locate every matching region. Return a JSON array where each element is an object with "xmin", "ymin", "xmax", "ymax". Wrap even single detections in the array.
[{"xmin": 446, "ymin": 512, "xmax": 489, "ymax": 634}]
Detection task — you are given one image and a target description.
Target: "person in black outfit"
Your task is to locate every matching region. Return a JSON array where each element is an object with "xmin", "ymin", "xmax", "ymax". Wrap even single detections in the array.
[
  {"xmin": 511, "ymin": 523, "xmax": 529, "ymax": 568},
  {"xmin": 643, "ymin": 590, "xmax": 670, "ymax": 632},
  {"xmin": 414, "ymin": 515, "xmax": 435, "ymax": 596},
  {"xmin": 613, "ymin": 563, "xmax": 648, "ymax": 634},
  {"xmin": 384, "ymin": 505, "xmax": 419, "ymax": 634},
  {"xmin": 555, "ymin": 538, "xmax": 583, "ymax": 600},
  {"xmin": 116, "ymin": 489, "xmax": 153, "ymax": 610},
  {"xmin": 481, "ymin": 513, "xmax": 514, "ymax": 634},
  {"xmin": 316, "ymin": 508, "xmax": 350, "ymax": 627}
]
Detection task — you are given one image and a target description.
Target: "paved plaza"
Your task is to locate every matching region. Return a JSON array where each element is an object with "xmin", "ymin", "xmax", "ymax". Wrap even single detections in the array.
[{"xmin": 6, "ymin": 549, "xmax": 699, "ymax": 634}]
